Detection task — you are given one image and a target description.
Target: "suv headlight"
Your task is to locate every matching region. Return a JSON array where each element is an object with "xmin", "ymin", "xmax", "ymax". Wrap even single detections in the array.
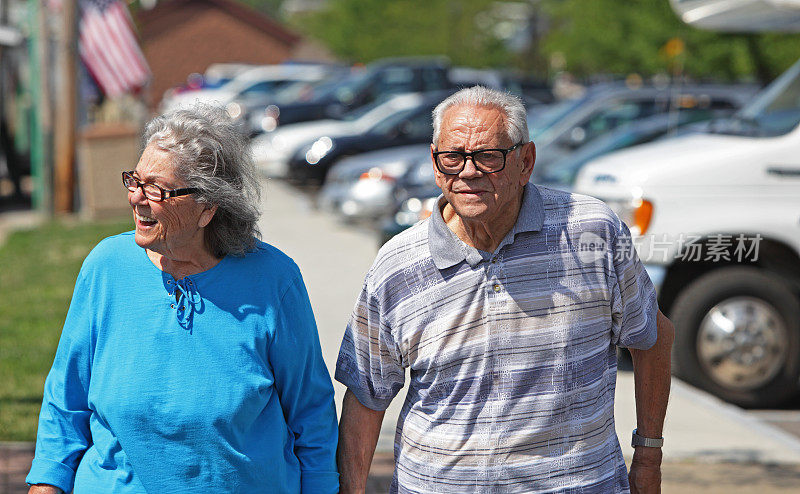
[{"xmin": 604, "ymin": 196, "xmax": 653, "ymax": 236}]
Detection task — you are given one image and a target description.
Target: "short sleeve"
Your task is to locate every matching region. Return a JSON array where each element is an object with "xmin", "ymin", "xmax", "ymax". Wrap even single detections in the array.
[
  {"xmin": 609, "ymin": 220, "xmax": 659, "ymax": 350},
  {"xmin": 334, "ymin": 273, "xmax": 404, "ymax": 411}
]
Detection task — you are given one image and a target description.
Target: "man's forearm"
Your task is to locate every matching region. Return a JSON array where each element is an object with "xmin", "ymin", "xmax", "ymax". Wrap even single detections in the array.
[
  {"xmin": 338, "ymin": 389, "xmax": 386, "ymax": 494},
  {"xmin": 630, "ymin": 310, "xmax": 675, "ymax": 438}
]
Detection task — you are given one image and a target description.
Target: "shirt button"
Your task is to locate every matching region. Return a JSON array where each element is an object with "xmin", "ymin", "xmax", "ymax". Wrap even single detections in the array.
[
  {"xmin": 170, "ymin": 303, "xmax": 176, "ymax": 309},
  {"xmin": 491, "ymin": 258, "xmax": 497, "ymax": 264},
  {"xmin": 493, "ymin": 284, "xmax": 501, "ymax": 292}
]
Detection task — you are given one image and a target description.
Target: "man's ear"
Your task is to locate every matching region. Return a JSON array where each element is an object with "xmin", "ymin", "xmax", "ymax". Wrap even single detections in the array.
[
  {"xmin": 520, "ymin": 141, "xmax": 536, "ymax": 185},
  {"xmin": 431, "ymin": 143, "xmax": 444, "ymax": 189},
  {"xmin": 198, "ymin": 204, "xmax": 218, "ymax": 228}
]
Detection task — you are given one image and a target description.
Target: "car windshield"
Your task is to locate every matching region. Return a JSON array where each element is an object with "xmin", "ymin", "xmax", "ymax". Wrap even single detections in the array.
[
  {"xmin": 273, "ymin": 79, "xmax": 332, "ymax": 104},
  {"xmin": 340, "ymin": 99, "xmax": 387, "ymax": 122},
  {"xmin": 711, "ymin": 59, "xmax": 800, "ymax": 137},
  {"xmin": 307, "ymin": 70, "xmax": 373, "ymax": 104},
  {"xmin": 538, "ymin": 115, "xmax": 687, "ymax": 185},
  {"xmin": 528, "ymin": 97, "xmax": 584, "ymax": 140},
  {"xmin": 369, "ymin": 107, "xmax": 419, "ymax": 135},
  {"xmin": 539, "ymin": 129, "xmax": 642, "ymax": 185}
]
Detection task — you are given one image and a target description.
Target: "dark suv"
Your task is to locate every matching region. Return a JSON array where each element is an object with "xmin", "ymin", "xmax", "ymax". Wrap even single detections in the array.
[{"xmin": 247, "ymin": 58, "xmax": 453, "ymax": 136}]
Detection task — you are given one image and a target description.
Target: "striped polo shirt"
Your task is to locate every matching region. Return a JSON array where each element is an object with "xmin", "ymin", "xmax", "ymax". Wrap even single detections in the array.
[{"xmin": 335, "ymin": 184, "xmax": 658, "ymax": 493}]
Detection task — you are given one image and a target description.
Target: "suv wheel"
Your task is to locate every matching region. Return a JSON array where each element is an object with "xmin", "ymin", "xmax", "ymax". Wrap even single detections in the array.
[{"xmin": 671, "ymin": 267, "xmax": 800, "ymax": 407}]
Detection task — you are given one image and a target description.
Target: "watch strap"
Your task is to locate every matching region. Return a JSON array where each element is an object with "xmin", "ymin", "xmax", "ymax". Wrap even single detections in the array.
[{"xmin": 631, "ymin": 428, "xmax": 664, "ymax": 448}]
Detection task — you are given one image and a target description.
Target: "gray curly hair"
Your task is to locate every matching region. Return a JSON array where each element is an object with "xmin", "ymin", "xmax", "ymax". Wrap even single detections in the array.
[
  {"xmin": 143, "ymin": 104, "xmax": 261, "ymax": 258},
  {"xmin": 432, "ymin": 86, "xmax": 529, "ymax": 146}
]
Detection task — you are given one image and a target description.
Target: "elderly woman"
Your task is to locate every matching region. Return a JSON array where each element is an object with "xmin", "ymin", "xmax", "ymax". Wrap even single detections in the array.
[{"xmin": 26, "ymin": 106, "xmax": 339, "ymax": 493}]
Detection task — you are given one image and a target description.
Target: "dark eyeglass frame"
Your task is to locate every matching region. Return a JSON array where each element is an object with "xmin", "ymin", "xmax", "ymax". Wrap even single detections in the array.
[
  {"xmin": 122, "ymin": 171, "xmax": 199, "ymax": 202},
  {"xmin": 432, "ymin": 142, "xmax": 524, "ymax": 175}
]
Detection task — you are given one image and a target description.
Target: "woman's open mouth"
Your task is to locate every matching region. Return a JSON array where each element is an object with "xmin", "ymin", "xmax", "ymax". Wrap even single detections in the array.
[{"xmin": 135, "ymin": 212, "xmax": 158, "ymax": 227}]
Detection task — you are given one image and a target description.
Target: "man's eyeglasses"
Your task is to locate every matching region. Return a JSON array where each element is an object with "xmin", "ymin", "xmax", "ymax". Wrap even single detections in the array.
[
  {"xmin": 433, "ymin": 142, "xmax": 524, "ymax": 175},
  {"xmin": 122, "ymin": 171, "xmax": 199, "ymax": 202}
]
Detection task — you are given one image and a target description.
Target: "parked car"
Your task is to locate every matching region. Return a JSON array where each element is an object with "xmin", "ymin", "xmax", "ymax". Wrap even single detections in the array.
[
  {"xmin": 251, "ymin": 92, "xmax": 440, "ymax": 177},
  {"xmin": 528, "ymin": 83, "xmax": 755, "ymax": 172},
  {"xmin": 573, "ymin": 58, "xmax": 800, "ymax": 408},
  {"xmin": 159, "ymin": 64, "xmax": 335, "ymax": 113},
  {"xmin": 235, "ymin": 68, "xmax": 352, "ymax": 136},
  {"xmin": 285, "ymin": 90, "xmax": 455, "ymax": 184},
  {"xmin": 535, "ymin": 110, "xmax": 725, "ymax": 189},
  {"xmin": 248, "ymin": 57, "xmax": 453, "ymax": 135},
  {"xmin": 318, "ymin": 144, "xmax": 430, "ymax": 221},
  {"xmin": 448, "ymin": 68, "xmax": 553, "ymax": 104},
  {"xmin": 377, "ymin": 152, "xmax": 441, "ymax": 244},
  {"xmin": 201, "ymin": 63, "xmax": 257, "ymax": 89}
]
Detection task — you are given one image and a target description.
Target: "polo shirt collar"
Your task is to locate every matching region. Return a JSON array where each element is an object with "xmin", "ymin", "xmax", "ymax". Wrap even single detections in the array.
[{"xmin": 428, "ymin": 183, "xmax": 545, "ymax": 270}]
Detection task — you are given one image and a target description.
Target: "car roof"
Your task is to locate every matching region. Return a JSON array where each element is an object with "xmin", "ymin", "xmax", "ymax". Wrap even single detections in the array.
[
  {"xmin": 578, "ymin": 82, "xmax": 758, "ymax": 105},
  {"xmin": 367, "ymin": 56, "xmax": 451, "ymax": 69}
]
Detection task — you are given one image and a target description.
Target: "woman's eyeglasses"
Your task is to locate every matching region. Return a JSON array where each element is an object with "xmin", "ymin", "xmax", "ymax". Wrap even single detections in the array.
[{"xmin": 122, "ymin": 171, "xmax": 199, "ymax": 202}]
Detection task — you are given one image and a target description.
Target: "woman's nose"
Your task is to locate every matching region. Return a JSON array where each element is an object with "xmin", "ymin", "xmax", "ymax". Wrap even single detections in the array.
[{"xmin": 128, "ymin": 185, "xmax": 148, "ymax": 205}]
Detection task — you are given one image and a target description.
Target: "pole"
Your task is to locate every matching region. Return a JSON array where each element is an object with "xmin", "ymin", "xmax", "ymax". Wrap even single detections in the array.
[
  {"xmin": 27, "ymin": 0, "xmax": 52, "ymax": 213},
  {"xmin": 53, "ymin": 0, "xmax": 78, "ymax": 213}
]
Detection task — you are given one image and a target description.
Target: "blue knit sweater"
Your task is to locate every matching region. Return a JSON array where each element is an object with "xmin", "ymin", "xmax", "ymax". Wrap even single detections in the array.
[{"xmin": 27, "ymin": 232, "xmax": 339, "ymax": 493}]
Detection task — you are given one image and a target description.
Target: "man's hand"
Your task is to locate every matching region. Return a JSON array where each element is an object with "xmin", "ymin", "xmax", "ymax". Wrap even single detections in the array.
[
  {"xmin": 628, "ymin": 446, "xmax": 662, "ymax": 493},
  {"xmin": 28, "ymin": 485, "xmax": 62, "ymax": 494}
]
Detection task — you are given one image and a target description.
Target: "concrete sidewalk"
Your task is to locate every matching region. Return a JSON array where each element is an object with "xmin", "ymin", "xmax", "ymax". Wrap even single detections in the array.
[{"xmin": 260, "ymin": 178, "xmax": 800, "ymax": 465}]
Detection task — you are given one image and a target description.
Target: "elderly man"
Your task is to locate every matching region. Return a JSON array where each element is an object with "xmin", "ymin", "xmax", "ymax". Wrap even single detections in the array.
[{"xmin": 335, "ymin": 86, "xmax": 673, "ymax": 493}]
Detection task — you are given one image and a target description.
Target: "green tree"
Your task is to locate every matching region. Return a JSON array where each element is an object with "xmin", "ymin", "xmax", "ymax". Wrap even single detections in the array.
[
  {"xmin": 540, "ymin": 0, "xmax": 800, "ymax": 83},
  {"xmin": 237, "ymin": 0, "xmax": 287, "ymax": 19},
  {"xmin": 291, "ymin": 0, "xmax": 514, "ymax": 67}
]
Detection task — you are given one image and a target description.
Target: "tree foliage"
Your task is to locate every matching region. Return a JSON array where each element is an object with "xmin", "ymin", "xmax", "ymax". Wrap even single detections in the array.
[
  {"xmin": 539, "ymin": 0, "xmax": 800, "ymax": 83},
  {"xmin": 286, "ymin": 0, "xmax": 800, "ymax": 84},
  {"xmin": 236, "ymin": 0, "xmax": 287, "ymax": 19},
  {"xmin": 291, "ymin": 0, "xmax": 514, "ymax": 67}
]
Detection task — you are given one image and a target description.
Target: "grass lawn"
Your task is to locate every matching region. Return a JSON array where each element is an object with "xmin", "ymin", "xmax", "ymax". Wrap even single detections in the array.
[{"xmin": 0, "ymin": 216, "xmax": 132, "ymax": 441}]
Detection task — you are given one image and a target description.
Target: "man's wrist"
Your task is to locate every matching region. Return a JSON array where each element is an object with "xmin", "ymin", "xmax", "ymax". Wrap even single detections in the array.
[{"xmin": 631, "ymin": 428, "xmax": 664, "ymax": 448}]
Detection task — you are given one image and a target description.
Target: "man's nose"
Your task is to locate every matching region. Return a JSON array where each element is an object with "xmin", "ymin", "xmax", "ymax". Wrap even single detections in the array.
[{"xmin": 458, "ymin": 156, "xmax": 483, "ymax": 179}]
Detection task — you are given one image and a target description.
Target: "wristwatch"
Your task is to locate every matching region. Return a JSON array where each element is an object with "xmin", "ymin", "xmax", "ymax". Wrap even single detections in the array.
[{"xmin": 631, "ymin": 428, "xmax": 664, "ymax": 448}]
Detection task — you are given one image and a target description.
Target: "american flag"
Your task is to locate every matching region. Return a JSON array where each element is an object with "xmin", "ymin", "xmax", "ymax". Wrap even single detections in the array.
[{"xmin": 79, "ymin": 0, "xmax": 150, "ymax": 98}]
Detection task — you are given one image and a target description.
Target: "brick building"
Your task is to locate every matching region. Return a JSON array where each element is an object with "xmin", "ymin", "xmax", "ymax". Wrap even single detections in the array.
[{"xmin": 135, "ymin": 0, "xmax": 332, "ymax": 107}]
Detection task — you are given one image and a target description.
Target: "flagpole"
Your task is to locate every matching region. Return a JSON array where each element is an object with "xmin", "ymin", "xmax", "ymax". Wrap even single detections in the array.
[{"xmin": 54, "ymin": 0, "xmax": 78, "ymax": 213}]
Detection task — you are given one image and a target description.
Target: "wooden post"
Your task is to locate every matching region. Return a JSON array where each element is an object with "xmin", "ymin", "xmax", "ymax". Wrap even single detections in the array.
[{"xmin": 53, "ymin": 0, "xmax": 77, "ymax": 213}]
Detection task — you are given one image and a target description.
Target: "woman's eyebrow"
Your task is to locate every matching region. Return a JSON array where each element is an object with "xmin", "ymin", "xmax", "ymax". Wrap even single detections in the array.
[{"xmin": 133, "ymin": 171, "xmax": 165, "ymax": 183}]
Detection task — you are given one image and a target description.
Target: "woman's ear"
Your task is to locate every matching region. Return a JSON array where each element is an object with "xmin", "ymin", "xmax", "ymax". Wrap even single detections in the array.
[{"xmin": 198, "ymin": 204, "xmax": 218, "ymax": 228}]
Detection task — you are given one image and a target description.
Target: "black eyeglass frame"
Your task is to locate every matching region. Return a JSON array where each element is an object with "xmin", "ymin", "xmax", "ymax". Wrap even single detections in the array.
[
  {"xmin": 432, "ymin": 142, "xmax": 524, "ymax": 175},
  {"xmin": 122, "ymin": 171, "xmax": 199, "ymax": 202}
]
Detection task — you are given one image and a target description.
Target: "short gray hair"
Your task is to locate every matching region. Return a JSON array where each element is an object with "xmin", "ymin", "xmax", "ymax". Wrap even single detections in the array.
[
  {"xmin": 432, "ymin": 86, "xmax": 529, "ymax": 147},
  {"xmin": 143, "ymin": 104, "xmax": 261, "ymax": 258}
]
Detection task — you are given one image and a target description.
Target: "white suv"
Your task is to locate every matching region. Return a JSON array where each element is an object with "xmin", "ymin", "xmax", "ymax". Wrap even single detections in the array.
[{"xmin": 574, "ymin": 59, "xmax": 800, "ymax": 407}]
